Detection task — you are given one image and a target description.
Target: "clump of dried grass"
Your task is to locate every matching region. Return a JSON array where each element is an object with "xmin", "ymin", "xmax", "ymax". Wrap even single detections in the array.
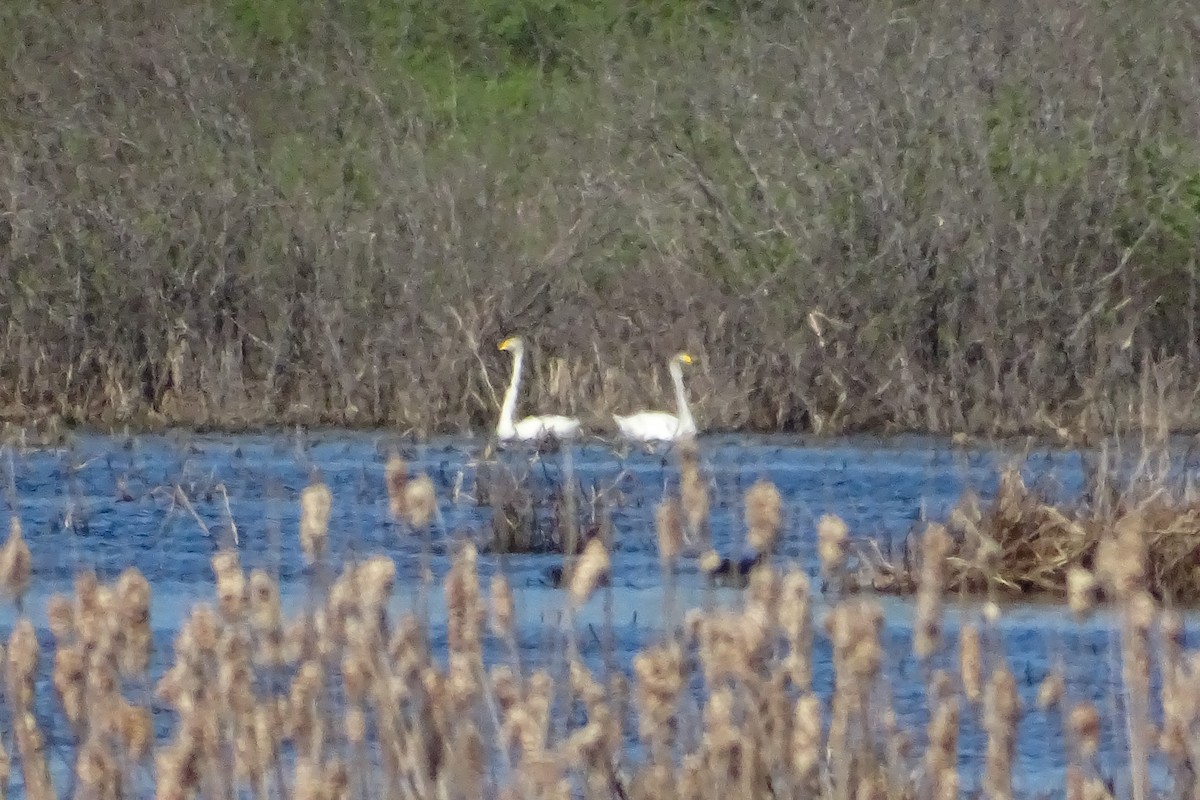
[
  {"xmin": 856, "ymin": 457, "xmax": 1200, "ymax": 603},
  {"xmin": 475, "ymin": 455, "xmax": 608, "ymax": 559}
]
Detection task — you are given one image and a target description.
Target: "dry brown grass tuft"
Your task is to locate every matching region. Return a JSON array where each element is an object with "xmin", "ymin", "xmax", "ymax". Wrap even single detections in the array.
[{"xmin": 854, "ymin": 458, "xmax": 1200, "ymax": 604}]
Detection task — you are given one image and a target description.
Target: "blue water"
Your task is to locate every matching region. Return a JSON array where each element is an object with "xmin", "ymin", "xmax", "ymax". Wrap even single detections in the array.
[{"xmin": 0, "ymin": 431, "xmax": 1192, "ymax": 798}]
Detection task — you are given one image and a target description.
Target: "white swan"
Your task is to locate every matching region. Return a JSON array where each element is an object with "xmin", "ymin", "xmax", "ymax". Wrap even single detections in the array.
[
  {"xmin": 613, "ymin": 353, "xmax": 697, "ymax": 442},
  {"xmin": 496, "ymin": 336, "xmax": 582, "ymax": 442}
]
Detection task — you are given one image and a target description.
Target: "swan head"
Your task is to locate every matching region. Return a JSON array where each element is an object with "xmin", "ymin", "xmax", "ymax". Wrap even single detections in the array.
[
  {"xmin": 674, "ymin": 352, "xmax": 694, "ymax": 366},
  {"xmin": 498, "ymin": 336, "xmax": 525, "ymax": 354}
]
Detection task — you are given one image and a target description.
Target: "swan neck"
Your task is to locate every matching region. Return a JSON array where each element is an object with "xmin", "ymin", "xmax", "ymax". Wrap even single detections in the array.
[
  {"xmin": 670, "ymin": 361, "xmax": 693, "ymax": 429},
  {"xmin": 499, "ymin": 348, "xmax": 524, "ymax": 434}
]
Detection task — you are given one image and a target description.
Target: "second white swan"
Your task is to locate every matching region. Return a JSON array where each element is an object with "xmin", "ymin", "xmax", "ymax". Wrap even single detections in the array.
[
  {"xmin": 613, "ymin": 352, "xmax": 697, "ymax": 442},
  {"xmin": 496, "ymin": 336, "xmax": 582, "ymax": 442}
]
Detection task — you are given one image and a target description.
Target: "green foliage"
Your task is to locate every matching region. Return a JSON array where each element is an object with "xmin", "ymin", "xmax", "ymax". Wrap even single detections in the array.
[
  {"xmin": 984, "ymin": 86, "xmax": 1093, "ymax": 216},
  {"xmin": 221, "ymin": 0, "xmax": 713, "ymax": 74},
  {"xmin": 1118, "ymin": 141, "xmax": 1200, "ymax": 330},
  {"xmin": 218, "ymin": 0, "xmax": 748, "ymax": 133},
  {"xmin": 225, "ymin": 0, "xmax": 322, "ymax": 48}
]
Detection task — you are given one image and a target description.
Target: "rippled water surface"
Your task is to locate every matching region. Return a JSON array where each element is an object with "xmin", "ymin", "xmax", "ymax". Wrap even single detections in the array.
[{"xmin": 0, "ymin": 430, "xmax": 1193, "ymax": 797}]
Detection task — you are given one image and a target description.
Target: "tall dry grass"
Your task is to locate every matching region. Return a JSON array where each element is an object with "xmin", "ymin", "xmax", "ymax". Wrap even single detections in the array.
[
  {"xmin": 0, "ymin": 445, "xmax": 1197, "ymax": 799},
  {"xmin": 853, "ymin": 427, "xmax": 1200, "ymax": 605},
  {"xmin": 1, "ymin": 0, "xmax": 1199, "ymax": 436}
]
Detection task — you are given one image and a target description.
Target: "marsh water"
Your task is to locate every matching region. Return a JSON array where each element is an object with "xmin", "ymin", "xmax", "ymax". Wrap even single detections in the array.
[{"xmin": 0, "ymin": 430, "xmax": 1193, "ymax": 797}]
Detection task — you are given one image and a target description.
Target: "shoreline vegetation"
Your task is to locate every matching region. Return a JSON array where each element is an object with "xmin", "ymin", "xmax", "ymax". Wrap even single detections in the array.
[{"xmin": 2, "ymin": 0, "xmax": 1200, "ymax": 438}]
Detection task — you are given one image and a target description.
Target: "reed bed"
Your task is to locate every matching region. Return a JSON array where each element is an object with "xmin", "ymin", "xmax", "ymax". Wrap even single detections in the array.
[
  {"xmin": 854, "ymin": 455, "xmax": 1200, "ymax": 605},
  {"xmin": 0, "ymin": 445, "xmax": 1198, "ymax": 800}
]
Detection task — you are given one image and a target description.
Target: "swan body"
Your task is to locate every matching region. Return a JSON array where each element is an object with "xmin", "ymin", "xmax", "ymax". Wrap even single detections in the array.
[
  {"xmin": 613, "ymin": 353, "xmax": 697, "ymax": 442},
  {"xmin": 496, "ymin": 336, "xmax": 581, "ymax": 442}
]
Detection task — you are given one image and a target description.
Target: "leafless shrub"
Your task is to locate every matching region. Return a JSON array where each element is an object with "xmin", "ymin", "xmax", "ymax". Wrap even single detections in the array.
[{"xmin": 0, "ymin": 0, "xmax": 1197, "ymax": 436}]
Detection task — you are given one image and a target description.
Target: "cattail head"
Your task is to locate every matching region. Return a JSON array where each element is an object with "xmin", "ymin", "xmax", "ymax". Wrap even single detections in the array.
[
  {"xmin": 925, "ymin": 675, "xmax": 959, "ymax": 776},
  {"xmin": 791, "ymin": 693, "xmax": 822, "ymax": 784},
  {"xmin": 211, "ymin": 550, "xmax": 246, "ymax": 619},
  {"xmin": 1067, "ymin": 567, "xmax": 1099, "ymax": 619},
  {"xmin": 246, "ymin": 573, "xmax": 280, "ymax": 633},
  {"xmin": 74, "ymin": 570, "xmax": 99, "ymax": 614},
  {"xmin": 0, "ymin": 728, "xmax": 8, "ymax": 789},
  {"xmin": 403, "ymin": 473, "xmax": 436, "ymax": 529},
  {"xmin": 53, "ymin": 645, "xmax": 87, "ymax": 726},
  {"xmin": 958, "ymin": 624, "xmax": 982, "ymax": 703},
  {"xmin": 632, "ymin": 641, "xmax": 685, "ymax": 742},
  {"xmin": 357, "ymin": 556, "xmax": 396, "ymax": 615},
  {"xmin": 7, "ymin": 618, "xmax": 39, "ymax": 686},
  {"xmin": 76, "ymin": 738, "xmax": 118, "ymax": 797},
  {"xmin": 982, "ymin": 663, "xmax": 1021, "ymax": 799},
  {"xmin": 914, "ymin": 524, "xmax": 952, "ymax": 661},
  {"xmin": 116, "ymin": 568, "xmax": 151, "ymax": 624},
  {"xmin": 824, "ymin": 599, "xmax": 884, "ymax": 682},
  {"xmin": 1128, "ymin": 588, "xmax": 1156, "ymax": 632},
  {"xmin": 570, "ymin": 538, "xmax": 610, "ymax": 607},
  {"xmin": 490, "ymin": 664, "xmax": 521, "ymax": 713},
  {"xmin": 1037, "ymin": 666, "xmax": 1065, "ymax": 710},
  {"xmin": 920, "ymin": 523, "xmax": 953, "ymax": 578},
  {"xmin": 299, "ymin": 482, "xmax": 333, "ymax": 564},
  {"xmin": 928, "ymin": 669, "xmax": 954, "ymax": 705},
  {"xmin": 0, "ymin": 517, "xmax": 32, "ymax": 602},
  {"xmin": 1095, "ymin": 515, "xmax": 1146, "ymax": 599},
  {"xmin": 445, "ymin": 543, "xmax": 483, "ymax": 654},
  {"xmin": 490, "ymin": 574, "xmax": 515, "ymax": 638},
  {"xmin": 935, "ymin": 766, "xmax": 959, "ymax": 800},
  {"xmin": 679, "ymin": 457, "xmax": 709, "ymax": 545},
  {"xmin": 116, "ymin": 567, "xmax": 152, "ymax": 675},
  {"xmin": 384, "ymin": 453, "xmax": 408, "ymax": 521},
  {"xmin": 1068, "ymin": 703, "xmax": 1101, "ymax": 758},
  {"xmin": 7, "ymin": 622, "xmax": 40, "ymax": 724},
  {"xmin": 817, "ymin": 514, "xmax": 848, "ymax": 576},
  {"xmin": 778, "ymin": 571, "xmax": 811, "ymax": 638},
  {"xmin": 745, "ymin": 479, "xmax": 783, "ymax": 554},
  {"xmin": 118, "ymin": 702, "xmax": 153, "ymax": 761},
  {"xmin": 779, "ymin": 570, "xmax": 813, "ymax": 689},
  {"xmin": 984, "ymin": 664, "xmax": 1021, "ymax": 729},
  {"xmin": 655, "ymin": 498, "xmax": 684, "ymax": 565},
  {"xmin": 47, "ymin": 594, "xmax": 75, "ymax": 641}
]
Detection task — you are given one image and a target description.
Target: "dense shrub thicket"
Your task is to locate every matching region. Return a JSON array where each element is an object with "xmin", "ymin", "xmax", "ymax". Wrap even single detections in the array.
[{"xmin": 1, "ymin": 0, "xmax": 1198, "ymax": 436}]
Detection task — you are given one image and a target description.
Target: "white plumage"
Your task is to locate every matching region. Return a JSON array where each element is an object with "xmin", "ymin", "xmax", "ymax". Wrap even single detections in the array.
[
  {"xmin": 613, "ymin": 353, "xmax": 697, "ymax": 442},
  {"xmin": 496, "ymin": 336, "xmax": 581, "ymax": 442}
]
